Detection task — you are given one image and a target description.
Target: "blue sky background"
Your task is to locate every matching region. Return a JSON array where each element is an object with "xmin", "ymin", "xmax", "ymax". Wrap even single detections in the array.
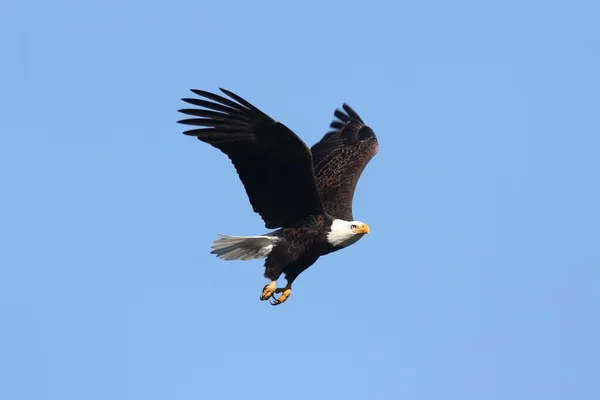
[{"xmin": 1, "ymin": 0, "xmax": 599, "ymax": 399}]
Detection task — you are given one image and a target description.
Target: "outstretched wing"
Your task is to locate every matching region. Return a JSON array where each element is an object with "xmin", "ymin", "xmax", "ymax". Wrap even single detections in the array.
[
  {"xmin": 178, "ymin": 88, "xmax": 324, "ymax": 229},
  {"xmin": 310, "ymin": 104, "xmax": 378, "ymax": 220}
]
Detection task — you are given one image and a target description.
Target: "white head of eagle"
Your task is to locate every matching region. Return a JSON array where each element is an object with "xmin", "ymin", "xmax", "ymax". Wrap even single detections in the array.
[
  {"xmin": 327, "ymin": 219, "xmax": 370, "ymax": 248},
  {"xmin": 178, "ymin": 88, "xmax": 379, "ymax": 305}
]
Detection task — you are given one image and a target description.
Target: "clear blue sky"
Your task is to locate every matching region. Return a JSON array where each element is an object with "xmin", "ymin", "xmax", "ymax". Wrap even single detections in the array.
[{"xmin": 1, "ymin": 0, "xmax": 598, "ymax": 399}]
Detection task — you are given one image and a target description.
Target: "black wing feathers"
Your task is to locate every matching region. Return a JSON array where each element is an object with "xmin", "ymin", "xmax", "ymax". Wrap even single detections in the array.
[
  {"xmin": 178, "ymin": 89, "xmax": 324, "ymax": 229},
  {"xmin": 310, "ymin": 104, "xmax": 378, "ymax": 220}
]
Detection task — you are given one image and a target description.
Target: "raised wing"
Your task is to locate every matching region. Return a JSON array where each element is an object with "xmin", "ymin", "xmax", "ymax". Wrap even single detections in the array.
[
  {"xmin": 310, "ymin": 104, "xmax": 378, "ymax": 220},
  {"xmin": 178, "ymin": 88, "xmax": 324, "ymax": 229}
]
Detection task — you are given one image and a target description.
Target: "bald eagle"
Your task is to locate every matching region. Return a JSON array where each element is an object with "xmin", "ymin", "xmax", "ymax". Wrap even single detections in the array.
[{"xmin": 177, "ymin": 89, "xmax": 378, "ymax": 305}]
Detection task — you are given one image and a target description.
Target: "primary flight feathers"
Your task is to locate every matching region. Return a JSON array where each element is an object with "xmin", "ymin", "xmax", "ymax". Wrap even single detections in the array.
[{"xmin": 178, "ymin": 88, "xmax": 378, "ymax": 226}]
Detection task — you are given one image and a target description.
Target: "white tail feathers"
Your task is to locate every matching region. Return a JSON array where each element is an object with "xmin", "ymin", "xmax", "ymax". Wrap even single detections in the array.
[{"xmin": 210, "ymin": 234, "xmax": 279, "ymax": 261}]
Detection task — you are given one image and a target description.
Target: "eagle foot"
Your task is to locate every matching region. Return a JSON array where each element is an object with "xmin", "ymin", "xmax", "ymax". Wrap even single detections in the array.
[
  {"xmin": 270, "ymin": 285, "xmax": 292, "ymax": 306},
  {"xmin": 260, "ymin": 281, "xmax": 277, "ymax": 301}
]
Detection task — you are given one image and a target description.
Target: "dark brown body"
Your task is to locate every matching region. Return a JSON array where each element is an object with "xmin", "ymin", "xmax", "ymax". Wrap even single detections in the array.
[{"xmin": 264, "ymin": 214, "xmax": 338, "ymax": 284}]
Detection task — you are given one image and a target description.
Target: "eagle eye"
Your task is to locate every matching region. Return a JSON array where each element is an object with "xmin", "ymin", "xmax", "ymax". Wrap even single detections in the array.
[{"xmin": 350, "ymin": 224, "xmax": 357, "ymax": 229}]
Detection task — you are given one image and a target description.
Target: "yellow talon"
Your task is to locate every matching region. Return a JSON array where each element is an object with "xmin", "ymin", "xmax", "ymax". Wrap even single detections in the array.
[
  {"xmin": 270, "ymin": 285, "xmax": 292, "ymax": 306},
  {"xmin": 260, "ymin": 280, "xmax": 277, "ymax": 301}
]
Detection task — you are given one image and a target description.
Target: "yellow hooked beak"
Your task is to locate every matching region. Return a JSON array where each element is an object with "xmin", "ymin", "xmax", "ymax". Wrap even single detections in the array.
[{"xmin": 356, "ymin": 223, "xmax": 370, "ymax": 235}]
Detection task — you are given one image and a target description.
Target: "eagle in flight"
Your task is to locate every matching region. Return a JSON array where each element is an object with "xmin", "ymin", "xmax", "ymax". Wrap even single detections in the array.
[{"xmin": 177, "ymin": 89, "xmax": 378, "ymax": 305}]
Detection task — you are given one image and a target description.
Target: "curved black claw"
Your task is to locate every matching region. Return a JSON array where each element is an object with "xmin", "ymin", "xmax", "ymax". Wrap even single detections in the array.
[
  {"xmin": 270, "ymin": 294, "xmax": 283, "ymax": 306},
  {"xmin": 260, "ymin": 284, "xmax": 275, "ymax": 301}
]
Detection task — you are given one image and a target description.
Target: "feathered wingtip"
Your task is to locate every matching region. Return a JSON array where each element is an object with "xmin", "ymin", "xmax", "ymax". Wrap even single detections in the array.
[
  {"xmin": 176, "ymin": 88, "xmax": 266, "ymax": 140},
  {"xmin": 324, "ymin": 103, "xmax": 365, "ymax": 136},
  {"xmin": 343, "ymin": 104, "xmax": 364, "ymax": 122}
]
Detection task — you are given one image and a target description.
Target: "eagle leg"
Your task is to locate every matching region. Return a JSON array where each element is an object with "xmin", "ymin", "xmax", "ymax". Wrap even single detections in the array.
[
  {"xmin": 260, "ymin": 280, "xmax": 277, "ymax": 301},
  {"xmin": 270, "ymin": 284, "xmax": 292, "ymax": 306}
]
